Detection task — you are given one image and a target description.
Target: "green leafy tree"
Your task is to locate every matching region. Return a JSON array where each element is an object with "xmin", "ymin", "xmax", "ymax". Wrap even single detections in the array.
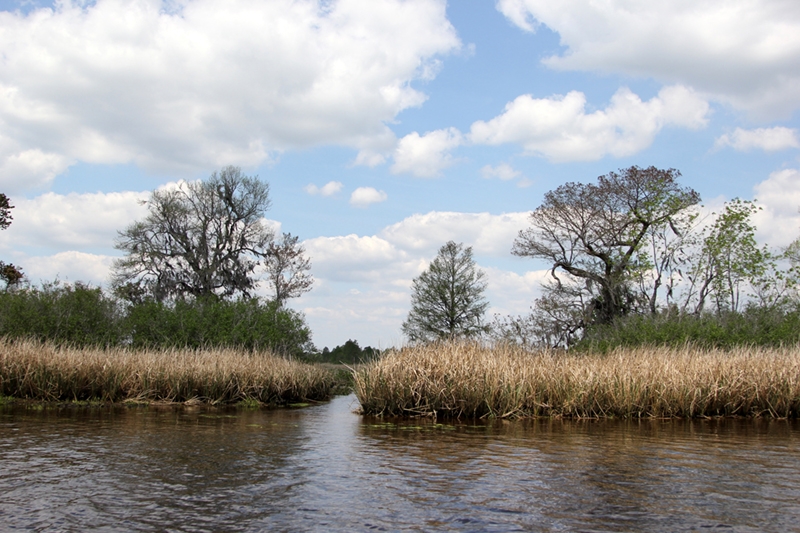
[
  {"xmin": 112, "ymin": 166, "xmax": 274, "ymax": 302},
  {"xmin": 682, "ymin": 199, "xmax": 777, "ymax": 314},
  {"xmin": 0, "ymin": 193, "xmax": 23, "ymax": 289},
  {"xmin": 512, "ymin": 166, "xmax": 700, "ymax": 325},
  {"xmin": 402, "ymin": 241, "xmax": 489, "ymax": 342}
]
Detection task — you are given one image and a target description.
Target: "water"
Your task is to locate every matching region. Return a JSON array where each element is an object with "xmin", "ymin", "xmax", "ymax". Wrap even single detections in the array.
[{"xmin": 1, "ymin": 395, "xmax": 799, "ymax": 532}]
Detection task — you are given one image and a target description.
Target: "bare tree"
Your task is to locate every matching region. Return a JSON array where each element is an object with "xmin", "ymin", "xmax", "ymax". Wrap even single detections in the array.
[
  {"xmin": 112, "ymin": 166, "xmax": 274, "ymax": 302},
  {"xmin": 265, "ymin": 232, "xmax": 314, "ymax": 306},
  {"xmin": 402, "ymin": 241, "xmax": 490, "ymax": 342},
  {"xmin": 512, "ymin": 166, "xmax": 700, "ymax": 325}
]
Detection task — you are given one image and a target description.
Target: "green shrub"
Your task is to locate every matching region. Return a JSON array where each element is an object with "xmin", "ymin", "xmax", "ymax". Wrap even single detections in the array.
[
  {"xmin": 577, "ymin": 305, "xmax": 800, "ymax": 352},
  {"xmin": 0, "ymin": 282, "xmax": 314, "ymax": 356},
  {"xmin": 125, "ymin": 297, "xmax": 314, "ymax": 356},
  {"xmin": 0, "ymin": 281, "xmax": 124, "ymax": 347}
]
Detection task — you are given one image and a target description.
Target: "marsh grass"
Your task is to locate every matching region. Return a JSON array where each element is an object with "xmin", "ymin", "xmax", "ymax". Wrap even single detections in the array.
[
  {"xmin": 354, "ymin": 342, "xmax": 800, "ymax": 419},
  {"xmin": 0, "ymin": 338, "xmax": 336, "ymax": 405}
]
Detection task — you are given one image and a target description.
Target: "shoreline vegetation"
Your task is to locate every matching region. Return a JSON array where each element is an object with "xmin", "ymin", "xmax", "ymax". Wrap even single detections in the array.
[
  {"xmin": 0, "ymin": 338, "xmax": 339, "ymax": 406},
  {"xmin": 353, "ymin": 342, "xmax": 800, "ymax": 419},
  {"xmin": 3, "ymin": 337, "xmax": 800, "ymax": 420}
]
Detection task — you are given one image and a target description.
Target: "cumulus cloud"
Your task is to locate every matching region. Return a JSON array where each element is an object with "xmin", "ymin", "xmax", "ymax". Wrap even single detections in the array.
[
  {"xmin": 391, "ymin": 127, "xmax": 463, "ymax": 177},
  {"xmin": 0, "ymin": 0, "xmax": 460, "ymax": 191},
  {"xmin": 304, "ymin": 181, "xmax": 344, "ymax": 196},
  {"xmin": 469, "ymin": 85, "xmax": 708, "ymax": 162},
  {"xmin": 752, "ymin": 169, "xmax": 800, "ymax": 247},
  {"xmin": 495, "ymin": 0, "xmax": 800, "ymax": 118},
  {"xmin": 349, "ymin": 186, "xmax": 387, "ymax": 207},
  {"xmin": 380, "ymin": 211, "xmax": 530, "ymax": 256},
  {"xmin": 3, "ymin": 190, "xmax": 149, "ymax": 252},
  {"xmin": 714, "ymin": 127, "xmax": 800, "ymax": 152},
  {"xmin": 480, "ymin": 163, "xmax": 520, "ymax": 181},
  {"xmin": 0, "ymin": 149, "xmax": 73, "ymax": 193},
  {"xmin": 19, "ymin": 251, "xmax": 117, "ymax": 286}
]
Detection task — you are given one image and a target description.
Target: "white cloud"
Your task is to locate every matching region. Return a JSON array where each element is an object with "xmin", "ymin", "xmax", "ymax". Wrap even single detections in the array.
[
  {"xmin": 19, "ymin": 251, "xmax": 116, "ymax": 286},
  {"xmin": 714, "ymin": 127, "xmax": 800, "ymax": 152},
  {"xmin": 469, "ymin": 85, "xmax": 708, "ymax": 162},
  {"xmin": 3, "ymin": 190, "xmax": 149, "ymax": 252},
  {"xmin": 0, "ymin": 149, "xmax": 73, "ymax": 193},
  {"xmin": 0, "ymin": 0, "xmax": 460, "ymax": 191},
  {"xmin": 495, "ymin": 0, "xmax": 800, "ymax": 118},
  {"xmin": 380, "ymin": 211, "xmax": 530, "ymax": 256},
  {"xmin": 349, "ymin": 186, "xmax": 387, "ymax": 207},
  {"xmin": 480, "ymin": 163, "xmax": 521, "ymax": 181},
  {"xmin": 391, "ymin": 127, "xmax": 463, "ymax": 177},
  {"xmin": 304, "ymin": 181, "xmax": 344, "ymax": 196},
  {"xmin": 752, "ymin": 169, "xmax": 800, "ymax": 247}
]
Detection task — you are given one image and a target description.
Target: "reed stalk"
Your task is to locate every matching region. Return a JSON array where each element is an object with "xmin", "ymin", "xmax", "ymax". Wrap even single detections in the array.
[
  {"xmin": 353, "ymin": 342, "xmax": 800, "ymax": 419},
  {"xmin": 0, "ymin": 338, "xmax": 335, "ymax": 404}
]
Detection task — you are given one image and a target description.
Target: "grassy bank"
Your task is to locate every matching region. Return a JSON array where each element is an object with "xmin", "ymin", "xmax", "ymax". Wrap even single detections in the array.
[
  {"xmin": 354, "ymin": 342, "xmax": 800, "ymax": 419},
  {"xmin": 0, "ymin": 338, "xmax": 338, "ymax": 405}
]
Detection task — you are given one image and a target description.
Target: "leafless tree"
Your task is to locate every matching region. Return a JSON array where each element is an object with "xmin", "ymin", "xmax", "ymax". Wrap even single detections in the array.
[
  {"xmin": 112, "ymin": 166, "xmax": 274, "ymax": 302},
  {"xmin": 265, "ymin": 232, "xmax": 314, "ymax": 306}
]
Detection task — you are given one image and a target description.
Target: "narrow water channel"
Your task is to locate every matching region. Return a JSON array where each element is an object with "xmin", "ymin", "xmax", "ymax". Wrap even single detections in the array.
[{"xmin": 1, "ymin": 394, "xmax": 799, "ymax": 532}]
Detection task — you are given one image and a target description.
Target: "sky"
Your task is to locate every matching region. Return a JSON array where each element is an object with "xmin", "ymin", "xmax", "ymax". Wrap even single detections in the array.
[{"xmin": 0, "ymin": 0, "xmax": 799, "ymax": 350}]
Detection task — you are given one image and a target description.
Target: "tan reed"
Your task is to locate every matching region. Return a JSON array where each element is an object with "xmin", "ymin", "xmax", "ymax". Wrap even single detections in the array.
[
  {"xmin": 0, "ymin": 338, "xmax": 336, "ymax": 404},
  {"xmin": 353, "ymin": 341, "xmax": 800, "ymax": 419}
]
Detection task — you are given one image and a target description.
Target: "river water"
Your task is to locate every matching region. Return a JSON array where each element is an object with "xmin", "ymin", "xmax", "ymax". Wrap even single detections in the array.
[{"xmin": 1, "ymin": 394, "xmax": 799, "ymax": 532}]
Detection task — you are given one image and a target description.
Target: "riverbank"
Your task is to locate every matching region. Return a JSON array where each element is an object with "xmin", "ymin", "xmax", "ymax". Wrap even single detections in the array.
[
  {"xmin": 0, "ymin": 338, "xmax": 339, "ymax": 405},
  {"xmin": 353, "ymin": 342, "xmax": 800, "ymax": 419}
]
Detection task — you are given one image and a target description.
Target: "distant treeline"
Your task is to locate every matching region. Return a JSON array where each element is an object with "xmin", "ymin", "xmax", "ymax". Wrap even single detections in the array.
[
  {"xmin": 0, "ymin": 281, "xmax": 313, "ymax": 357},
  {"xmin": 310, "ymin": 339, "xmax": 381, "ymax": 364}
]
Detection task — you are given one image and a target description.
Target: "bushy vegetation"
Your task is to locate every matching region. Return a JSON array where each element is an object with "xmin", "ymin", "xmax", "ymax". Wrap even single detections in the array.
[
  {"xmin": 0, "ymin": 281, "xmax": 313, "ymax": 356},
  {"xmin": 0, "ymin": 281, "xmax": 124, "ymax": 347},
  {"xmin": 577, "ymin": 305, "xmax": 800, "ymax": 352}
]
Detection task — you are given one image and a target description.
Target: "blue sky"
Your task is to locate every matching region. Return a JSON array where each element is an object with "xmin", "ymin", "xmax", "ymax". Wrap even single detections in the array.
[{"xmin": 1, "ymin": 0, "xmax": 799, "ymax": 349}]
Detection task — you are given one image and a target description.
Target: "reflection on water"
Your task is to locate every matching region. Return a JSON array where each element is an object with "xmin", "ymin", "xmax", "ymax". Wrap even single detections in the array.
[{"xmin": 1, "ymin": 395, "xmax": 799, "ymax": 532}]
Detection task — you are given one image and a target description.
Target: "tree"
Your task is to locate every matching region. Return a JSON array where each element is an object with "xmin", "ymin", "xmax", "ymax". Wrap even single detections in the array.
[
  {"xmin": 112, "ymin": 166, "xmax": 274, "ymax": 302},
  {"xmin": 0, "ymin": 193, "xmax": 13, "ymax": 230},
  {"xmin": 265, "ymin": 232, "xmax": 314, "ymax": 306},
  {"xmin": 0, "ymin": 193, "xmax": 23, "ymax": 289},
  {"xmin": 402, "ymin": 241, "xmax": 489, "ymax": 342},
  {"xmin": 682, "ymin": 199, "xmax": 779, "ymax": 314},
  {"xmin": 512, "ymin": 166, "xmax": 700, "ymax": 325}
]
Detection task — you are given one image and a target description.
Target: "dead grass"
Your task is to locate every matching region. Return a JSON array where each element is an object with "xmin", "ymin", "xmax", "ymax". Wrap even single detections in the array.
[
  {"xmin": 353, "ymin": 342, "xmax": 800, "ymax": 419},
  {"xmin": 0, "ymin": 338, "xmax": 336, "ymax": 405}
]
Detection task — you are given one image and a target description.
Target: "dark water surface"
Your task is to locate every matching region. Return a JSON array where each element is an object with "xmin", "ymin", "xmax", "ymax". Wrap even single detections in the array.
[{"xmin": 1, "ymin": 394, "xmax": 799, "ymax": 532}]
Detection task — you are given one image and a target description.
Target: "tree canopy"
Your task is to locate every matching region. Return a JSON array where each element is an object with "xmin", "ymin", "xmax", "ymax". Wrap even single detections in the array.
[
  {"xmin": 512, "ymin": 166, "xmax": 700, "ymax": 325},
  {"xmin": 112, "ymin": 166, "xmax": 277, "ymax": 302},
  {"xmin": 402, "ymin": 241, "xmax": 489, "ymax": 342}
]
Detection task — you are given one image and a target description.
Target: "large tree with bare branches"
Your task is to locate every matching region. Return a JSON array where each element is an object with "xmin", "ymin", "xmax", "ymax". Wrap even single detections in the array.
[
  {"xmin": 512, "ymin": 166, "xmax": 700, "ymax": 325},
  {"xmin": 112, "ymin": 166, "xmax": 276, "ymax": 302}
]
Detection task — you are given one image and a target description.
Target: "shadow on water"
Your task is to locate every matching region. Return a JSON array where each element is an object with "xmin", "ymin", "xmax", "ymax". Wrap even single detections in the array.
[{"xmin": 1, "ymin": 395, "xmax": 799, "ymax": 532}]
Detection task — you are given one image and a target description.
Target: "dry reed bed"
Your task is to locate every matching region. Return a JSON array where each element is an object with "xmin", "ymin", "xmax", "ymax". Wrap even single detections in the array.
[
  {"xmin": 0, "ymin": 338, "xmax": 335, "ymax": 404},
  {"xmin": 353, "ymin": 342, "xmax": 800, "ymax": 419}
]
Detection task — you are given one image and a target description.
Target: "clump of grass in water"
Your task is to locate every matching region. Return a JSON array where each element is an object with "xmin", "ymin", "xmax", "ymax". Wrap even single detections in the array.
[
  {"xmin": 353, "ymin": 341, "xmax": 800, "ymax": 419},
  {"xmin": 0, "ymin": 338, "xmax": 337, "ymax": 405}
]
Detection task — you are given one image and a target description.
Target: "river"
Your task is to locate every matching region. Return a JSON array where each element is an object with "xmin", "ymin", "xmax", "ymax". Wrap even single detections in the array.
[{"xmin": 1, "ymin": 394, "xmax": 799, "ymax": 532}]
